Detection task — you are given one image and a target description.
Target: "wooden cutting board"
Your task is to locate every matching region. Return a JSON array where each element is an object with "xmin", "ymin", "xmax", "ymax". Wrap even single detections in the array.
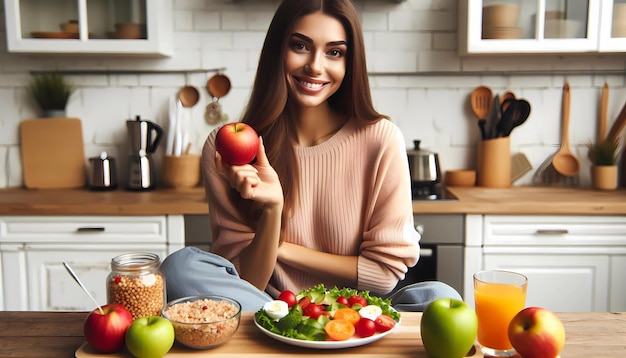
[{"xmin": 20, "ymin": 117, "xmax": 86, "ymax": 189}]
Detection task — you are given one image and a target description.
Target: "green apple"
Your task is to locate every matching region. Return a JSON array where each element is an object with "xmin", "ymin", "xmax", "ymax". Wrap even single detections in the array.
[
  {"xmin": 508, "ymin": 307, "xmax": 566, "ymax": 358},
  {"xmin": 125, "ymin": 316, "xmax": 175, "ymax": 358},
  {"xmin": 420, "ymin": 298, "xmax": 478, "ymax": 358}
]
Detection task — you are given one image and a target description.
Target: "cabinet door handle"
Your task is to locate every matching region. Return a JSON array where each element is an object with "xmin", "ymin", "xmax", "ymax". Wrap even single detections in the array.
[
  {"xmin": 76, "ymin": 226, "xmax": 106, "ymax": 233},
  {"xmin": 536, "ymin": 229, "xmax": 568, "ymax": 235},
  {"xmin": 420, "ymin": 248, "xmax": 433, "ymax": 257}
]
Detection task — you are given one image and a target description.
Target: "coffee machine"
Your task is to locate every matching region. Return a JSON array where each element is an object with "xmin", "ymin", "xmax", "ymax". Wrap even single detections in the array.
[{"xmin": 126, "ymin": 115, "xmax": 163, "ymax": 190}]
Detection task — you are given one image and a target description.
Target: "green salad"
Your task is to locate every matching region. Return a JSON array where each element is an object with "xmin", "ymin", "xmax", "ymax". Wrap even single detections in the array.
[{"xmin": 254, "ymin": 284, "xmax": 400, "ymax": 341}]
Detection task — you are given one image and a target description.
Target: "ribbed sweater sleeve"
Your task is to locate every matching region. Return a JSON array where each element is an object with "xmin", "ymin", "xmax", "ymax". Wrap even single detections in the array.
[{"xmin": 202, "ymin": 118, "xmax": 420, "ymax": 296}]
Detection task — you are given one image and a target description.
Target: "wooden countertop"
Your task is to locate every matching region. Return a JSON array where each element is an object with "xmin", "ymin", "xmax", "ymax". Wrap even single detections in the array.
[
  {"xmin": 1, "ymin": 186, "xmax": 626, "ymax": 216},
  {"xmin": 0, "ymin": 187, "xmax": 209, "ymax": 216},
  {"xmin": 1, "ymin": 311, "xmax": 624, "ymax": 357},
  {"xmin": 415, "ymin": 187, "xmax": 626, "ymax": 215}
]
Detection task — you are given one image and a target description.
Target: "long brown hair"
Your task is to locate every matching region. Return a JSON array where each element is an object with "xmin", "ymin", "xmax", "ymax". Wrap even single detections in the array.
[{"xmin": 239, "ymin": 0, "xmax": 388, "ymax": 223}]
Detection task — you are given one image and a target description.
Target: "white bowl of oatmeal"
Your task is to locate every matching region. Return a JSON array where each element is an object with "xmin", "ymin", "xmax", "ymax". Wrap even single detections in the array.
[{"xmin": 162, "ymin": 295, "xmax": 241, "ymax": 349}]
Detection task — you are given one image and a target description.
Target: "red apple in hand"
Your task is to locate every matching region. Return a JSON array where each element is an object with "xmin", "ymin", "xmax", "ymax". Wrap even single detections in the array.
[
  {"xmin": 215, "ymin": 122, "xmax": 260, "ymax": 165},
  {"xmin": 508, "ymin": 307, "xmax": 566, "ymax": 358},
  {"xmin": 420, "ymin": 298, "xmax": 478, "ymax": 358},
  {"xmin": 83, "ymin": 304, "xmax": 133, "ymax": 353}
]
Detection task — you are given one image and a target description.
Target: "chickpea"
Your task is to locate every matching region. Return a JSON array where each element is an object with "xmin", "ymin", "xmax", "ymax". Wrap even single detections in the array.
[{"xmin": 107, "ymin": 273, "xmax": 165, "ymax": 320}]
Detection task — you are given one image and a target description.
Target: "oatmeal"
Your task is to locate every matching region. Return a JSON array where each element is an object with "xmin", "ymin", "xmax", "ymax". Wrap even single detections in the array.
[{"xmin": 163, "ymin": 298, "xmax": 241, "ymax": 349}]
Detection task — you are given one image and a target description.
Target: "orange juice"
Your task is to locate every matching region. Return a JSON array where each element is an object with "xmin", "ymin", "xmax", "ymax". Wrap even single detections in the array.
[{"xmin": 474, "ymin": 282, "xmax": 526, "ymax": 350}]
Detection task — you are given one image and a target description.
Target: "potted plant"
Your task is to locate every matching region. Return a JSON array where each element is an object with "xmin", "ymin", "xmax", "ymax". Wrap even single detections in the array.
[
  {"xmin": 587, "ymin": 137, "xmax": 620, "ymax": 190},
  {"xmin": 27, "ymin": 74, "xmax": 74, "ymax": 118}
]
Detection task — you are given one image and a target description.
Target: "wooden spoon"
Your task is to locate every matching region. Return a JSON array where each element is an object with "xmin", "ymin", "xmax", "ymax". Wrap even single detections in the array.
[
  {"xmin": 470, "ymin": 86, "xmax": 493, "ymax": 140},
  {"xmin": 599, "ymin": 82, "xmax": 609, "ymax": 142},
  {"xmin": 552, "ymin": 82, "xmax": 580, "ymax": 177},
  {"xmin": 178, "ymin": 85, "xmax": 200, "ymax": 108},
  {"xmin": 500, "ymin": 90, "xmax": 516, "ymax": 113}
]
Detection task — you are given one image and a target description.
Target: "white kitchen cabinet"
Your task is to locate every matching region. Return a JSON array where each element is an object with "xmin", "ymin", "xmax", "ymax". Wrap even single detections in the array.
[
  {"xmin": 0, "ymin": 216, "xmax": 185, "ymax": 311},
  {"xmin": 598, "ymin": 1, "xmax": 626, "ymax": 52},
  {"xmin": 482, "ymin": 253, "xmax": 610, "ymax": 312},
  {"xmin": 610, "ymin": 255, "xmax": 626, "ymax": 312},
  {"xmin": 459, "ymin": 0, "xmax": 626, "ymax": 55},
  {"xmin": 3, "ymin": 0, "xmax": 173, "ymax": 56},
  {"xmin": 463, "ymin": 215, "xmax": 626, "ymax": 312}
]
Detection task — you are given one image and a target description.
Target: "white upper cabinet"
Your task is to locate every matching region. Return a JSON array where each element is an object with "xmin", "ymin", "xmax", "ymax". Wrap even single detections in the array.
[
  {"xmin": 3, "ymin": 0, "xmax": 173, "ymax": 56},
  {"xmin": 599, "ymin": 0, "xmax": 626, "ymax": 51},
  {"xmin": 459, "ymin": 0, "xmax": 626, "ymax": 55}
]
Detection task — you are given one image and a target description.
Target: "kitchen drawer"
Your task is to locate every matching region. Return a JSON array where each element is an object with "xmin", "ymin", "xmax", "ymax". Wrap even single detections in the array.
[
  {"xmin": 0, "ymin": 216, "xmax": 166, "ymax": 244},
  {"xmin": 483, "ymin": 215, "xmax": 626, "ymax": 246}
]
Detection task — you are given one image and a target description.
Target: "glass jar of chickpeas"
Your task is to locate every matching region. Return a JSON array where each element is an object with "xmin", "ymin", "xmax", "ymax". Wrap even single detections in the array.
[{"xmin": 107, "ymin": 252, "xmax": 166, "ymax": 320}]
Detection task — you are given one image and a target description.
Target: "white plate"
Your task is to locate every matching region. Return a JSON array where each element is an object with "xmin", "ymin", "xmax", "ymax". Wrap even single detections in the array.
[{"xmin": 253, "ymin": 315, "xmax": 400, "ymax": 349}]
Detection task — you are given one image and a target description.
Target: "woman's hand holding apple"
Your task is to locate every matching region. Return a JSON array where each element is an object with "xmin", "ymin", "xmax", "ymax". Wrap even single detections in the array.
[{"xmin": 216, "ymin": 135, "xmax": 283, "ymax": 209}]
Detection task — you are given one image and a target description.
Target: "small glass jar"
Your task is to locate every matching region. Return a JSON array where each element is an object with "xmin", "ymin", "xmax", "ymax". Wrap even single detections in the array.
[{"xmin": 106, "ymin": 252, "xmax": 166, "ymax": 320}]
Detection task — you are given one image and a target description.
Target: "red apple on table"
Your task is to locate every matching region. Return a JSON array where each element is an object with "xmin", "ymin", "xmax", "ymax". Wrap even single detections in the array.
[
  {"xmin": 215, "ymin": 122, "xmax": 259, "ymax": 166},
  {"xmin": 83, "ymin": 303, "xmax": 133, "ymax": 353},
  {"xmin": 125, "ymin": 316, "xmax": 175, "ymax": 358},
  {"xmin": 420, "ymin": 298, "xmax": 478, "ymax": 358},
  {"xmin": 508, "ymin": 307, "xmax": 566, "ymax": 358}
]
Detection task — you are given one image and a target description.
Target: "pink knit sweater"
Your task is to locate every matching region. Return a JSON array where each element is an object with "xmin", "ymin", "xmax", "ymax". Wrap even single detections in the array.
[{"xmin": 202, "ymin": 118, "xmax": 420, "ymax": 295}]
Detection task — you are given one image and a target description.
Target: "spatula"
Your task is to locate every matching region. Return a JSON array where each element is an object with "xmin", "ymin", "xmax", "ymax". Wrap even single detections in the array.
[{"xmin": 470, "ymin": 86, "xmax": 493, "ymax": 140}]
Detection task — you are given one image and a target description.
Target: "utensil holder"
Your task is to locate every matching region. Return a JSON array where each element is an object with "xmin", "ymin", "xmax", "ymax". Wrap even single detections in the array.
[
  {"xmin": 477, "ymin": 137, "xmax": 511, "ymax": 188},
  {"xmin": 161, "ymin": 154, "xmax": 201, "ymax": 189}
]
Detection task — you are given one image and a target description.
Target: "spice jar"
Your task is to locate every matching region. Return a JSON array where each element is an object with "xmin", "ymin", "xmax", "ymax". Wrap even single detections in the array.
[{"xmin": 107, "ymin": 252, "xmax": 166, "ymax": 320}]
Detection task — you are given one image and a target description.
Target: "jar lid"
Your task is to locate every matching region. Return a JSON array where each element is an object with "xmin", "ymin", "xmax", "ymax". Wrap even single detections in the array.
[{"xmin": 111, "ymin": 252, "xmax": 161, "ymax": 272}]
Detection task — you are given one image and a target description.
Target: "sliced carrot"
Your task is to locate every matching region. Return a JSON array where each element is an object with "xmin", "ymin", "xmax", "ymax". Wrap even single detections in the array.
[
  {"xmin": 325, "ymin": 319, "xmax": 355, "ymax": 341},
  {"xmin": 333, "ymin": 308, "xmax": 360, "ymax": 326}
]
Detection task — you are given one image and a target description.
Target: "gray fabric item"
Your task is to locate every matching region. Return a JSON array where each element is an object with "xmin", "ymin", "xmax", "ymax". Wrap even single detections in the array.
[
  {"xmin": 161, "ymin": 247, "xmax": 462, "ymax": 313},
  {"xmin": 161, "ymin": 247, "xmax": 272, "ymax": 312},
  {"xmin": 385, "ymin": 281, "xmax": 463, "ymax": 312}
]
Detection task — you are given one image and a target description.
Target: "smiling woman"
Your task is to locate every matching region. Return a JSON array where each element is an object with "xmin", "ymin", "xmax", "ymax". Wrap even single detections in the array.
[
  {"xmin": 161, "ymin": 0, "xmax": 461, "ymax": 313},
  {"xmin": 284, "ymin": 14, "xmax": 347, "ymax": 113}
]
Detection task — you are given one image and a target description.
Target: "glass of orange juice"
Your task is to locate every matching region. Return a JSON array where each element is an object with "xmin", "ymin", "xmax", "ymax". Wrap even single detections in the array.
[{"xmin": 474, "ymin": 270, "xmax": 527, "ymax": 357}]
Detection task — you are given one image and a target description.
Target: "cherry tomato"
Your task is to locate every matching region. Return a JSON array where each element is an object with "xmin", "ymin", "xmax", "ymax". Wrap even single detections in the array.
[
  {"xmin": 374, "ymin": 314, "xmax": 396, "ymax": 333},
  {"xmin": 278, "ymin": 290, "xmax": 297, "ymax": 308},
  {"xmin": 298, "ymin": 296, "xmax": 311, "ymax": 309},
  {"xmin": 333, "ymin": 308, "xmax": 361, "ymax": 326},
  {"xmin": 355, "ymin": 318, "xmax": 377, "ymax": 338},
  {"xmin": 336, "ymin": 296, "xmax": 349, "ymax": 306},
  {"xmin": 325, "ymin": 319, "xmax": 355, "ymax": 341},
  {"xmin": 303, "ymin": 303, "xmax": 324, "ymax": 319},
  {"xmin": 348, "ymin": 295, "xmax": 368, "ymax": 308}
]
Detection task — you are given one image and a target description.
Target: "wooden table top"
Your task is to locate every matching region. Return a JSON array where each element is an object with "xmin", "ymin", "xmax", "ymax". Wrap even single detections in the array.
[{"xmin": 0, "ymin": 311, "xmax": 624, "ymax": 358}]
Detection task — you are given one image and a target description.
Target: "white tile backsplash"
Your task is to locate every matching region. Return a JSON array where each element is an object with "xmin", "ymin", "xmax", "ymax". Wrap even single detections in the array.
[{"xmin": 0, "ymin": 0, "xmax": 625, "ymax": 189}]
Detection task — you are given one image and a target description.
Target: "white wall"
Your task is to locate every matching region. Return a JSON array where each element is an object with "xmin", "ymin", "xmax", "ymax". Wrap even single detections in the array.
[{"xmin": 0, "ymin": 0, "xmax": 625, "ymax": 189}]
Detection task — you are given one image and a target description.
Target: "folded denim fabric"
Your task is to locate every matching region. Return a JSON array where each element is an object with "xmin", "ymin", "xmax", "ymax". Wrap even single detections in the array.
[{"xmin": 386, "ymin": 281, "xmax": 462, "ymax": 312}]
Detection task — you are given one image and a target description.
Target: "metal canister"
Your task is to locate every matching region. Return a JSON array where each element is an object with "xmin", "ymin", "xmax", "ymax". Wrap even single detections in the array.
[{"xmin": 89, "ymin": 151, "xmax": 118, "ymax": 190}]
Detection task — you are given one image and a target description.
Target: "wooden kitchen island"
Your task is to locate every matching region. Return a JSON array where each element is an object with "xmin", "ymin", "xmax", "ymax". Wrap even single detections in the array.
[{"xmin": 0, "ymin": 311, "xmax": 624, "ymax": 358}]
